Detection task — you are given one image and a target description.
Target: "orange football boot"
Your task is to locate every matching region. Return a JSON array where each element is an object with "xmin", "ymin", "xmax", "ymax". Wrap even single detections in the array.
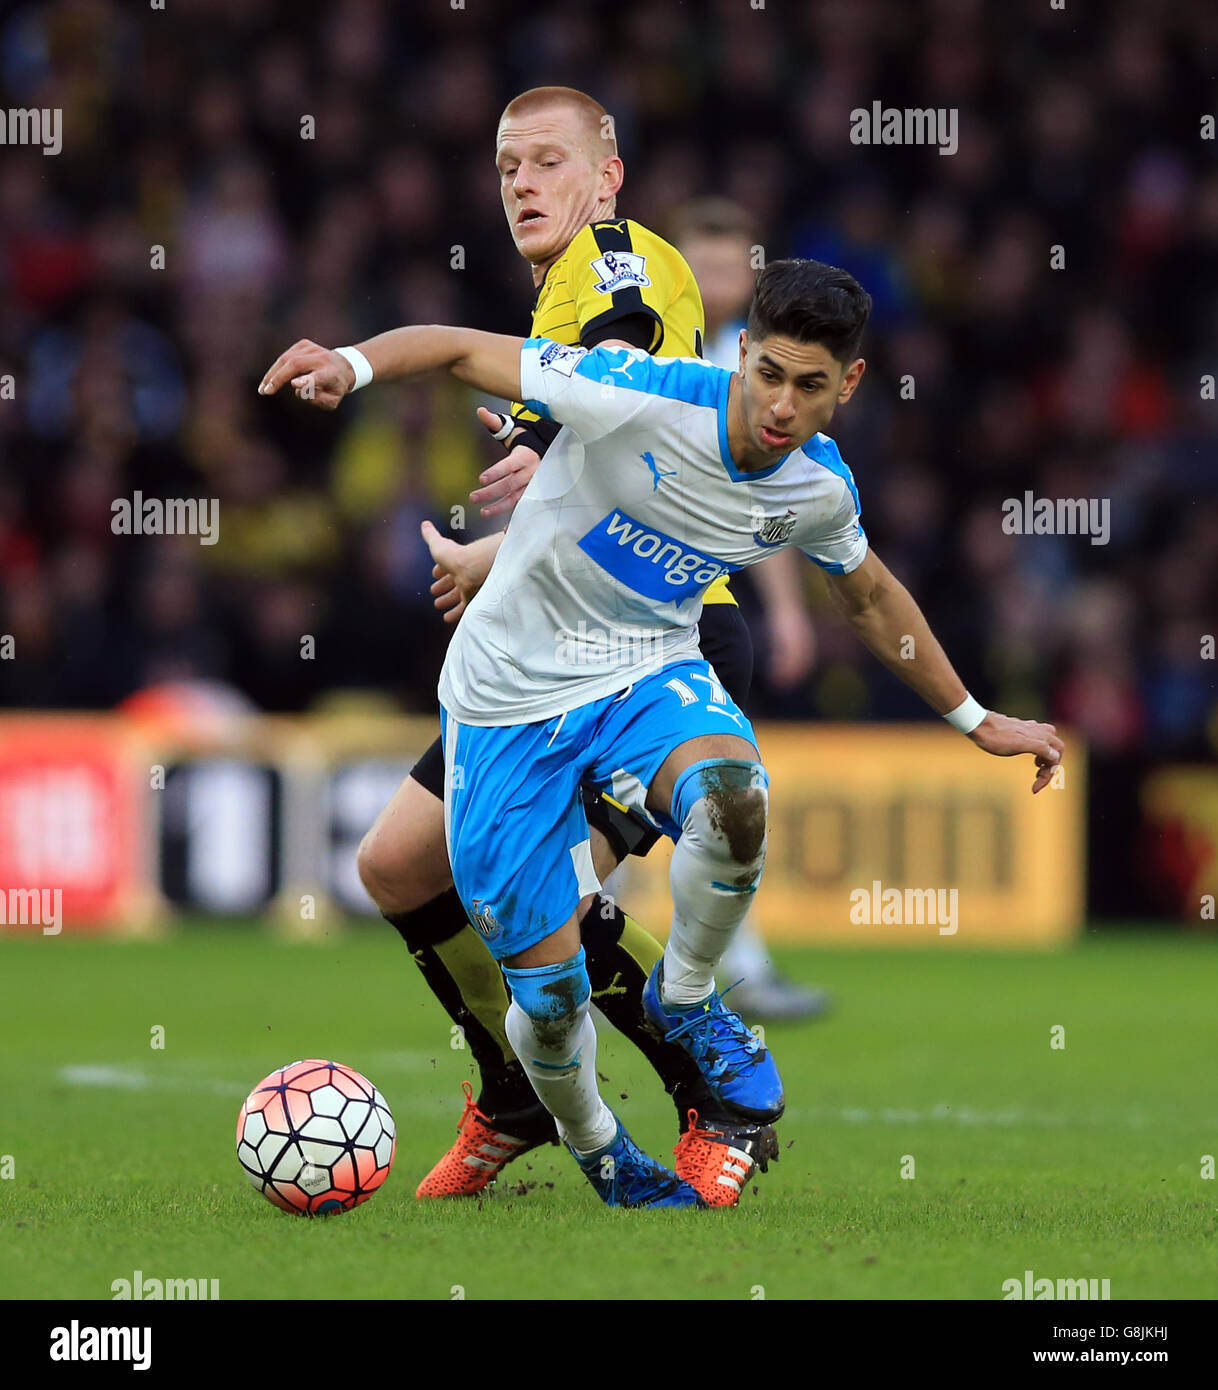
[
  {"xmin": 415, "ymin": 1081, "xmax": 557, "ymax": 1198},
  {"xmin": 672, "ymin": 1109, "xmax": 777, "ymax": 1207}
]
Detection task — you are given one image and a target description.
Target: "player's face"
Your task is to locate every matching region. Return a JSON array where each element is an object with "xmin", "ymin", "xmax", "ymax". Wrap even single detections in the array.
[
  {"xmin": 495, "ymin": 108, "xmax": 620, "ymax": 272},
  {"xmin": 736, "ymin": 331, "xmax": 865, "ymax": 460}
]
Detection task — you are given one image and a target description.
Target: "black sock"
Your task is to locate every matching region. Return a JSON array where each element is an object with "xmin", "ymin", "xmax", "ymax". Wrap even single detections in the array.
[
  {"xmin": 579, "ymin": 894, "xmax": 718, "ymax": 1129},
  {"xmin": 385, "ymin": 889, "xmax": 547, "ymax": 1126}
]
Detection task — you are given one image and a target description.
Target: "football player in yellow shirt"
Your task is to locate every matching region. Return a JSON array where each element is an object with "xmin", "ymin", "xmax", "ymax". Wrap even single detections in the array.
[{"xmin": 355, "ymin": 87, "xmax": 776, "ymax": 1204}]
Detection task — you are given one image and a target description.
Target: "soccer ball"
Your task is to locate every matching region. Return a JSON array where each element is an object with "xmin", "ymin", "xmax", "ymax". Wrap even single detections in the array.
[{"xmin": 236, "ymin": 1059, "xmax": 396, "ymax": 1215}]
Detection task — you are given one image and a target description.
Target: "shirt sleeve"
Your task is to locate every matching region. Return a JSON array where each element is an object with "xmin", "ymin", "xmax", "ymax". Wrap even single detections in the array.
[
  {"xmin": 519, "ymin": 338, "xmax": 663, "ymax": 444},
  {"xmin": 581, "ymin": 312, "xmax": 656, "ymax": 351},
  {"xmin": 569, "ymin": 221, "xmax": 676, "ymax": 354},
  {"xmin": 799, "ymin": 442, "xmax": 869, "ymax": 574}
]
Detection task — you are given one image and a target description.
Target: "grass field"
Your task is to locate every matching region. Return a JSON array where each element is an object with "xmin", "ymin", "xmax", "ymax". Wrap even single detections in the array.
[{"xmin": 0, "ymin": 926, "xmax": 1214, "ymax": 1301}]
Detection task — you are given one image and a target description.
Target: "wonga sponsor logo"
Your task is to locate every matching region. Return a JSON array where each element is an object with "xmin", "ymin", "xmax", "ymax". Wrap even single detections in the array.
[{"xmin": 577, "ymin": 510, "xmax": 737, "ymax": 605}]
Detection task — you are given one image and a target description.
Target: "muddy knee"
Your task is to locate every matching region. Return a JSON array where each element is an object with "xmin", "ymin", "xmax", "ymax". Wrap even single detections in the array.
[
  {"xmin": 715, "ymin": 784, "xmax": 769, "ymax": 864},
  {"xmin": 503, "ymin": 950, "xmax": 591, "ymax": 1054},
  {"xmin": 670, "ymin": 758, "xmax": 770, "ymax": 869}
]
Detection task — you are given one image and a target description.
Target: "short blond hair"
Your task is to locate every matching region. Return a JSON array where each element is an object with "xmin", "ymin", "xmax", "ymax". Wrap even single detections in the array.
[{"xmin": 498, "ymin": 86, "xmax": 617, "ymax": 161}]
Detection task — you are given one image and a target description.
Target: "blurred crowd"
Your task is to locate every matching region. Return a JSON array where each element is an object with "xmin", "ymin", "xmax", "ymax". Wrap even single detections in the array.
[{"xmin": 1, "ymin": 0, "xmax": 1215, "ymax": 757}]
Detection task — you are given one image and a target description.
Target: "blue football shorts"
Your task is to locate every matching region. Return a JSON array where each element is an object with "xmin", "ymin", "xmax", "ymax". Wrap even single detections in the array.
[{"xmin": 440, "ymin": 658, "xmax": 760, "ymax": 961}]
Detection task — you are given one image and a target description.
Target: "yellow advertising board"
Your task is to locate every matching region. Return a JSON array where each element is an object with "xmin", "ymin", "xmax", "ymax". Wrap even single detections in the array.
[
  {"xmin": 614, "ymin": 725, "xmax": 1085, "ymax": 948},
  {"xmin": 0, "ymin": 713, "xmax": 1084, "ymax": 944}
]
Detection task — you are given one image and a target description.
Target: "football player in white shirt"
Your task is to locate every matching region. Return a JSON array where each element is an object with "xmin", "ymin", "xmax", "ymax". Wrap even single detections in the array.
[
  {"xmin": 674, "ymin": 196, "xmax": 828, "ymax": 1021},
  {"xmin": 260, "ymin": 258, "xmax": 1063, "ymax": 1207}
]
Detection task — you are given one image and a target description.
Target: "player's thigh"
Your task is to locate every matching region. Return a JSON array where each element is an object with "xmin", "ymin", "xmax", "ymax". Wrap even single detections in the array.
[
  {"xmin": 587, "ymin": 824, "xmax": 620, "ymax": 881},
  {"xmin": 441, "ymin": 708, "xmax": 599, "ymax": 964},
  {"xmin": 356, "ymin": 744, "xmax": 452, "ymax": 909},
  {"xmin": 585, "ymin": 660, "xmax": 763, "ymax": 834},
  {"xmin": 578, "ymin": 608, "xmax": 753, "ymax": 865}
]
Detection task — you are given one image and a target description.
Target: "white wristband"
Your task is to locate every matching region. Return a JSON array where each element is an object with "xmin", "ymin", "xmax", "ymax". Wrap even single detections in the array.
[
  {"xmin": 943, "ymin": 693, "xmax": 988, "ymax": 734},
  {"xmin": 335, "ymin": 345, "xmax": 373, "ymax": 391}
]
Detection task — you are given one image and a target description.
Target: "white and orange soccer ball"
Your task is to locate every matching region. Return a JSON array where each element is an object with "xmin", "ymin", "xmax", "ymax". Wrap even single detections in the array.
[{"xmin": 236, "ymin": 1059, "xmax": 396, "ymax": 1215}]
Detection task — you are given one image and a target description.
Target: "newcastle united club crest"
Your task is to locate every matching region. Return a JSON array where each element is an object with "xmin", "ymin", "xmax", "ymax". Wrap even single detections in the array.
[{"xmin": 752, "ymin": 508, "xmax": 798, "ymax": 548}]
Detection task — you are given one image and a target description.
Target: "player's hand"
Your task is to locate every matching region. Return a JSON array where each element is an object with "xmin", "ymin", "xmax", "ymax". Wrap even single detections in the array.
[
  {"xmin": 420, "ymin": 520, "xmax": 496, "ymax": 625},
  {"xmin": 470, "ymin": 407, "xmax": 542, "ymax": 518},
  {"xmin": 968, "ymin": 712, "xmax": 1065, "ymax": 793},
  {"xmin": 766, "ymin": 604, "xmax": 817, "ymax": 690},
  {"xmin": 258, "ymin": 340, "xmax": 356, "ymax": 409}
]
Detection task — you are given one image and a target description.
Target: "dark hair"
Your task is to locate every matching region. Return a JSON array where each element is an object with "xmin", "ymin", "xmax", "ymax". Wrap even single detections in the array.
[{"xmin": 746, "ymin": 258, "xmax": 872, "ymax": 364}]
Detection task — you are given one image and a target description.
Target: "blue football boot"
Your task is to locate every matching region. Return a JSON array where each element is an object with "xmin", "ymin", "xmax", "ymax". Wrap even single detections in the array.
[
  {"xmin": 569, "ymin": 1115, "xmax": 706, "ymax": 1208},
  {"xmin": 643, "ymin": 960, "xmax": 785, "ymax": 1122}
]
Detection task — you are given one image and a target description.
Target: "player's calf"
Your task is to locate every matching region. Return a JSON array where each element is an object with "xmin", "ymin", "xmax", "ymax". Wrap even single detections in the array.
[
  {"xmin": 501, "ymin": 944, "xmax": 704, "ymax": 1207},
  {"xmin": 502, "ymin": 946, "xmax": 619, "ymax": 1156},
  {"xmin": 358, "ymin": 770, "xmax": 557, "ymax": 1192},
  {"xmin": 644, "ymin": 758, "xmax": 785, "ymax": 1122},
  {"xmin": 664, "ymin": 758, "xmax": 770, "ymax": 1004}
]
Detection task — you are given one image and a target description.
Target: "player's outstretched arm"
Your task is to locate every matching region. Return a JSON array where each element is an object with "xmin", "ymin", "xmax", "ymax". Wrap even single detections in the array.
[
  {"xmin": 823, "ymin": 549, "xmax": 1064, "ymax": 792},
  {"xmin": 467, "ymin": 337, "xmax": 639, "ymax": 518},
  {"xmin": 258, "ymin": 327, "xmax": 526, "ymax": 408}
]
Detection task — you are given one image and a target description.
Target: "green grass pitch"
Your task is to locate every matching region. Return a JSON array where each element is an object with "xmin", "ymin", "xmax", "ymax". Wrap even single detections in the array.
[{"xmin": 0, "ymin": 926, "xmax": 1213, "ymax": 1300}]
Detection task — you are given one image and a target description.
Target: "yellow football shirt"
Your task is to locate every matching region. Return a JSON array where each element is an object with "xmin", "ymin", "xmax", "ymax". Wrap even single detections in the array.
[{"xmin": 511, "ymin": 218, "xmax": 734, "ymax": 605}]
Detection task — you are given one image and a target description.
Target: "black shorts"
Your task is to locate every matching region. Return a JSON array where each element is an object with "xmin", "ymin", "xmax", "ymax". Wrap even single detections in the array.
[
  {"xmin": 408, "ymin": 732, "xmax": 447, "ymax": 800},
  {"xmin": 409, "ymin": 602, "xmax": 755, "ymax": 859}
]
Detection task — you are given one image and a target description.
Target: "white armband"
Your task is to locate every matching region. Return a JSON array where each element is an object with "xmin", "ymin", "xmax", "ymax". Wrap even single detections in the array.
[
  {"xmin": 335, "ymin": 345, "xmax": 374, "ymax": 391},
  {"xmin": 943, "ymin": 693, "xmax": 988, "ymax": 734}
]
